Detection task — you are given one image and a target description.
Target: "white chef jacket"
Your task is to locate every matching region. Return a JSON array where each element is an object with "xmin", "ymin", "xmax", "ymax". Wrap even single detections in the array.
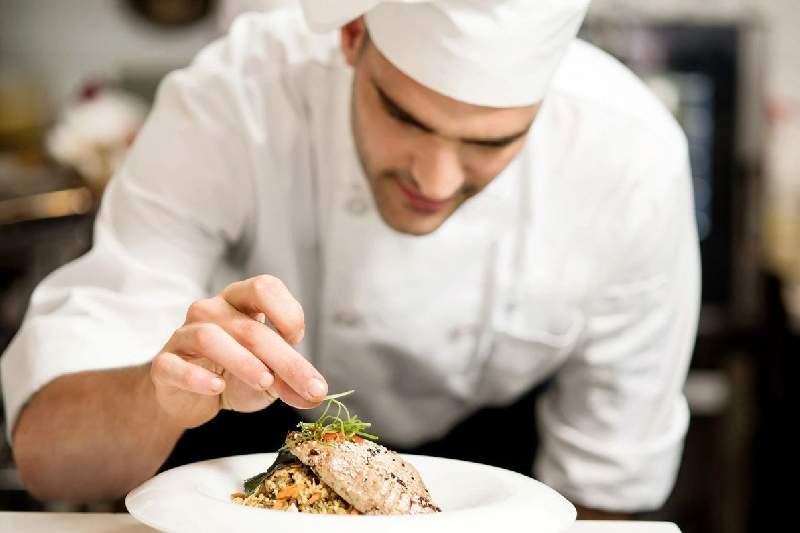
[{"xmin": 1, "ymin": 9, "xmax": 700, "ymax": 512}]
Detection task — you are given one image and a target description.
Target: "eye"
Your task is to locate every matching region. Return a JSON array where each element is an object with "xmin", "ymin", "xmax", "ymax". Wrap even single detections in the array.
[
  {"xmin": 385, "ymin": 105, "xmax": 423, "ymax": 131},
  {"xmin": 466, "ymin": 132, "xmax": 529, "ymax": 151},
  {"xmin": 374, "ymin": 86, "xmax": 432, "ymax": 133},
  {"xmin": 465, "ymin": 139, "xmax": 516, "ymax": 152},
  {"xmin": 385, "ymin": 105, "xmax": 408, "ymax": 123}
]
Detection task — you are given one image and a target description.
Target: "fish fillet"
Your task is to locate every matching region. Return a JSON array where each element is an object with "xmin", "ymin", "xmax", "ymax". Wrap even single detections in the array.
[{"xmin": 286, "ymin": 432, "xmax": 441, "ymax": 515}]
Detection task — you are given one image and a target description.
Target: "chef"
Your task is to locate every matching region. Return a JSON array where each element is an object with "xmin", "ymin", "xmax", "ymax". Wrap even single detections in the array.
[{"xmin": 1, "ymin": 0, "xmax": 699, "ymax": 519}]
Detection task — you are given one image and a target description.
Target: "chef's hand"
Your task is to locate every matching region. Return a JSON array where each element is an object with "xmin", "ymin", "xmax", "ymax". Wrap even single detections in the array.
[{"xmin": 149, "ymin": 275, "xmax": 328, "ymax": 429}]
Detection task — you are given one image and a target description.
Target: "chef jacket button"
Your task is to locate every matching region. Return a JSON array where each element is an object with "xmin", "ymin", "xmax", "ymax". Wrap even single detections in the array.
[
  {"xmin": 331, "ymin": 310, "xmax": 362, "ymax": 328},
  {"xmin": 345, "ymin": 196, "xmax": 369, "ymax": 215}
]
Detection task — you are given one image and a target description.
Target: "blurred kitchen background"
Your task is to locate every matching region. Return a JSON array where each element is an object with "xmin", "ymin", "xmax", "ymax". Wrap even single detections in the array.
[{"xmin": 0, "ymin": 1, "xmax": 797, "ymax": 531}]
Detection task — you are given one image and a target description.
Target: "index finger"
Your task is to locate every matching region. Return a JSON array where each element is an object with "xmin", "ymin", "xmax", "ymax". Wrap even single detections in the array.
[
  {"xmin": 221, "ymin": 275, "xmax": 305, "ymax": 345},
  {"xmin": 209, "ymin": 292, "xmax": 327, "ymax": 405}
]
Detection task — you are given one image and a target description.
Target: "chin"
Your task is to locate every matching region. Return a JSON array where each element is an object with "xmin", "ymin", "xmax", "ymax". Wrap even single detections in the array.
[
  {"xmin": 365, "ymin": 176, "xmax": 459, "ymax": 236},
  {"xmin": 375, "ymin": 204, "xmax": 451, "ymax": 236},
  {"xmin": 389, "ymin": 221, "xmax": 441, "ymax": 236}
]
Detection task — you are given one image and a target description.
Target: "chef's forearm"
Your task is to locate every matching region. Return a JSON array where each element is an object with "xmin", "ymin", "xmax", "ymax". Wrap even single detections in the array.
[{"xmin": 11, "ymin": 364, "xmax": 183, "ymax": 502}]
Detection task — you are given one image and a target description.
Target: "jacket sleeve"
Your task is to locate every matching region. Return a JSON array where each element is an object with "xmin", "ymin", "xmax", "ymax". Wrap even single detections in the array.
[
  {"xmin": 534, "ymin": 131, "xmax": 701, "ymax": 512},
  {"xmin": 0, "ymin": 43, "xmax": 256, "ymax": 441}
]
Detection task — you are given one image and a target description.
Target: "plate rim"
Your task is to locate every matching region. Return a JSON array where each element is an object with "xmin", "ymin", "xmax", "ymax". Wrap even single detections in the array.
[{"xmin": 126, "ymin": 452, "xmax": 576, "ymax": 532}]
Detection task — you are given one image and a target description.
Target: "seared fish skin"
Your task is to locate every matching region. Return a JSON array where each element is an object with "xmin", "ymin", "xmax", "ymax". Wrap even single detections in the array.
[{"xmin": 286, "ymin": 432, "xmax": 441, "ymax": 515}]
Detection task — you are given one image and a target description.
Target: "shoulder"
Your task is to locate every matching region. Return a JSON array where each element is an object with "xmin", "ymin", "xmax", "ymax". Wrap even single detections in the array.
[
  {"xmin": 525, "ymin": 41, "xmax": 695, "ymax": 290},
  {"xmin": 194, "ymin": 9, "xmax": 343, "ymax": 78},
  {"xmin": 537, "ymin": 39, "xmax": 690, "ymax": 214},
  {"xmin": 549, "ymin": 40, "xmax": 686, "ymax": 151},
  {"xmin": 155, "ymin": 8, "xmax": 344, "ymax": 132}
]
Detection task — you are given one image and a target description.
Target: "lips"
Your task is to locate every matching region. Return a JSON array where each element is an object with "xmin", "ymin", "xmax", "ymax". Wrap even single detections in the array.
[{"xmin": 394, "ymin": 178, "xmax": 453, "ymax": 213}]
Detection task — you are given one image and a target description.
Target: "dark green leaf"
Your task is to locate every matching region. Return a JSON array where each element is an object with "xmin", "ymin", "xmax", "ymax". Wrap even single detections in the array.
[{"xmin": 243, "ymin": 449, "xmax": 301, "ymax": 495}]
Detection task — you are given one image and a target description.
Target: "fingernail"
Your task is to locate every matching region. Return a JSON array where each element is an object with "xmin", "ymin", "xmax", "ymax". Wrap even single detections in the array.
[
  {"xmin": 306, "ymin": 378, "xmax": 327, "ymax": 400},
  {"xmin": 259, "ymin": 372, "xmax": 274, "ymax": 390},
  {"xmin": 292, "ymin": 327, "xmax": 305, "ymax": 344},
  {"xmin": 211, "ymin": 377, "xmax": 225, "ymax": 393}
]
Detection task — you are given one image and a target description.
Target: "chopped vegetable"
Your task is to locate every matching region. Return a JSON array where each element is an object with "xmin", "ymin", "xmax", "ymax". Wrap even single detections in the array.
[
  {"xmin": 232, "ymin": 461, "xmax": 360, "ymax": 514},
  {"xmin": 276, "ymin": 485, "xmax": 300, "ymax": 500}
]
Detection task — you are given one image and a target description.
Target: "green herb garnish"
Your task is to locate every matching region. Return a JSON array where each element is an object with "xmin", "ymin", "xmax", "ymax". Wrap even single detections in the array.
[{"xmin": 278, "ymin": 390, "xmax": 378, "ymax": 452}]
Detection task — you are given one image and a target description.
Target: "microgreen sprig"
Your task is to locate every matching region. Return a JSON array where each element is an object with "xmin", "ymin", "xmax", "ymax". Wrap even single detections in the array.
[{"xmin": 278, "ymin": 390, "xmax": 378, "ymax": 452}]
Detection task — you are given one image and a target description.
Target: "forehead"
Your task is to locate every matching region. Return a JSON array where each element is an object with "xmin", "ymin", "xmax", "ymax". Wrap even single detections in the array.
[{"xmin": 361, "ymin": 41, "xmax": 538, "ymax": 138}]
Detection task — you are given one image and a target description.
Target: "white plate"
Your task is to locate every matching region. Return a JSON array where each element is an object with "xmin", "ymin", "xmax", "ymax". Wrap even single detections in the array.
[{"xmin": 126, "ymin": 453, "xmax": 576, "ymax": 533}]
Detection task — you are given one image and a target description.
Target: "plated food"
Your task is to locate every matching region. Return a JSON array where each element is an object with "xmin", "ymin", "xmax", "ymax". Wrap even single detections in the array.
[
  {"xmin": 232, "ymin": 391, "xmax": 441, "ymax": 515},
  {"xmin": 127, "ymin": 442, "xmax": 577, "ymax": 532}
]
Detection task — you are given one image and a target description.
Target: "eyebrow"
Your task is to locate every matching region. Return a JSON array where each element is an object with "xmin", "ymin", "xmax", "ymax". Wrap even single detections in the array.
[{"xmin": 372, "ymin": 80, "xmax": 532, "ymax": 148}]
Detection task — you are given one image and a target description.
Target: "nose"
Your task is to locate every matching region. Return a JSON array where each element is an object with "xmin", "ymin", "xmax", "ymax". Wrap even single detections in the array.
[{"xmin": 409, "ymin": 139, "xmax": 464, "ymax": 200}]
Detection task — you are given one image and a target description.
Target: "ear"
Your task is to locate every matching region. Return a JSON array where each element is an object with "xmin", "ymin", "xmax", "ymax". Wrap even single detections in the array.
[{"xmin": 340, "ymin": 17, "xmax": 367, "ymax": 67}]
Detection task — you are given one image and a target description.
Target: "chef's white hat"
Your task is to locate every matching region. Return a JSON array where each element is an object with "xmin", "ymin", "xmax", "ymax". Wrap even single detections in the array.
[{"xmin": 299, "ymin": 0, "xmax": 590, "ymax": 107}]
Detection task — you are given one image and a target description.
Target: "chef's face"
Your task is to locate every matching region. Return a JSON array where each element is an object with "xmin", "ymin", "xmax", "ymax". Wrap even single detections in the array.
[{"xmin": 341, "ymin": 20, "xmax": 540, "ymax": 236}]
